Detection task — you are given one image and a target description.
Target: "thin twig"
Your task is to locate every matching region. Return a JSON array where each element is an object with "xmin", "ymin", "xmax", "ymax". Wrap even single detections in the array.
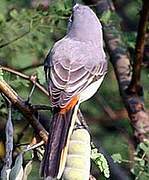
[
  {"xmin": 23, "ymin": 140, "xmax": 44, "ymax": 152},
  {"xmin": 27, "ymin": 80, "xmax": 37, "ymax": 103},
  {"xmin": 1, "ymin": 66, "xmax": 49, "ymax": 97},
  {"xmin": 0, "ymin": 30, "xmax": 30, "ymax": 49},
  {"xmin": 129, "ymin": 0, "xmax": 149, "ymax": 93}
]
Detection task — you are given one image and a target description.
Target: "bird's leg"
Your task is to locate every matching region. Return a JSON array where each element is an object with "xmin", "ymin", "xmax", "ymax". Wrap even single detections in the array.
[
  {"xmin": 27, "ymin": 83, "xmax": 36, "ymax": 103},
  {"xmin": 77, "ymin": 109, "xmax": 90, "ymax": 131},
  {"xmin": 26, "ymin": 75, "xmax": 37, "ymax": 105},
  {"xmin": 24, "ymin": 74, "xmax": 52, "ymax": 111}
]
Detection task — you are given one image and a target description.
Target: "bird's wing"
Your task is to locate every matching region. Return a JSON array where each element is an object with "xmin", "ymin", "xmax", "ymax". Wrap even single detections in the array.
[{"xmin": 46, "ymin": 40, "xmax": 107, "ymax": 108}]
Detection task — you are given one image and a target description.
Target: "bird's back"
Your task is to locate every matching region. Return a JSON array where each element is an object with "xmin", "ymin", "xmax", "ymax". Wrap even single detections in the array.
[
  {"xmin": 47, "ymin": 36, "xmax": 107, "ymax": 108},
  {"xmin": 51, "ymin": 36, "xmax": 106, "ymax": 70}
]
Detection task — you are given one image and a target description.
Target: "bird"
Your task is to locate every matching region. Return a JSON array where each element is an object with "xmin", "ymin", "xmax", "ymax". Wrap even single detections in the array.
[{"xmin": 41, "ymin": 3, "xmax": 107, "ymax": 180}]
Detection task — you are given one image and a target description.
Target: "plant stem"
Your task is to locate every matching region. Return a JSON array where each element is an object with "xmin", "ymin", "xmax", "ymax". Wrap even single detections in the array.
[{"xmin": 1, "ymin": 66, "xmax": 49, "ymax": 96}]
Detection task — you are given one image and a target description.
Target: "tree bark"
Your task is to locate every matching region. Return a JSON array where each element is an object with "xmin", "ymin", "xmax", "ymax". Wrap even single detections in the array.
[{"xmin": 83, "ymin": 0, "xmax": 149, "ymax": 142}]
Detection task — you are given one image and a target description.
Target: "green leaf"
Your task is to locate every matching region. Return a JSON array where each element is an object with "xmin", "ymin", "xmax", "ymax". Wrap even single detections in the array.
[
  {"xmin": 0, "ymin": 68, "xmax": 3, "ymax": 81},
  {"xmin": 139, "ymin": 142, "xmax": 149, "ymax": 154},
  {"xmin": 122, "ymin": 32, "xmax": 136, "ymax": 49},
  {"xmin": 139, "ymin": 159, "xmax": 145, "ymax": 167},
  {"xmin": 91, "ymin": 148, "xmax": 110, "ymax": 178},
  {"xmin": 104, "ymin": 168, "xmax": 110, "ymax": 179},
  {"xmin": 91, "ymin": 148, "xmax": 99, "ymax": 159},
  {"xmin": 36, "ymin": 66, "xmax": 46, "ymax": 85},
  {"xmin": 111, "ymin": 153, "xmax": 122, "ymax": 163},
  {"xmin": 100, "ymin": 10, "xmax": 112, "ymax": 24},
  {"xmin": 23, "ymin": 150, "xmax": 34, "ymax": 160},
  {"xmin": 10, "ymin": 9, "xmax": 18, "ymax": 19},
  {"xmin": 0, "ymin": 13, "xmax": 5, "ymax": 23}
]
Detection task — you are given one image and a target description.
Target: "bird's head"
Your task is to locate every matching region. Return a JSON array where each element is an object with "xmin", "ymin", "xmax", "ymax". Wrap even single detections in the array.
[{"xmin": 67, "ymin": 3, "xmax": 102, "ymax": 42}]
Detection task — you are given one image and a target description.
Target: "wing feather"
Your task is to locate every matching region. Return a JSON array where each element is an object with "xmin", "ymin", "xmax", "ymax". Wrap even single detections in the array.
[{"xmin": 46, "ymin": 38, "xmax": 107, "ymax": 108}]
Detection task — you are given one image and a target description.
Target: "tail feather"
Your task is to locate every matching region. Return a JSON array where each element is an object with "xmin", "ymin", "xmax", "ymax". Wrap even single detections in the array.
[
  {"xmin": 41, "ymin": 106, "xmax": 77, "ymax": 179},
  {"xmin": 57, "ymin": 104, "xmax": 79, "ymax": 178}
]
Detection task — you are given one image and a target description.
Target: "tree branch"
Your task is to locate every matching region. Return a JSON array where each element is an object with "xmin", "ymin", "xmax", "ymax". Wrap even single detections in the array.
[
  {"xmin": 0, "ymin": 79, "xmax": 48, "ymax": 142},
  {"xmin": 1, "ymin": 66, "xmax": 49, "ymax": 97},
  {"xmin": 128, "ymin": 0, "xmax": 149, "ymax": 93}
]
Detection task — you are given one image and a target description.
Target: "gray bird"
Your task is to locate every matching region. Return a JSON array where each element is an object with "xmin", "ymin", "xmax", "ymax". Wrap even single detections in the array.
[{"xmin": 42, "ymin": 3, "xmax": 107, "ymax": 179}]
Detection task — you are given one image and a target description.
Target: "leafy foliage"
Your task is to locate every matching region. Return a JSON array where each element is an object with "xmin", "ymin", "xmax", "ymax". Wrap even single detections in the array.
[
  {"xmin": 0, "ymin": 0, "xmax": 71, "ymax": 69},
  {"xmin": 0, "ymin": 69, "xmax": 4, "ymax": 81},
  {"xmin": 111, "ymin": 153, "xmax": 123, "ymax": 164},
  {"xmin": 131, "ymin": 140, "xmax": 149, "ymax": 179},
  {"xmin": 91, "ymin": 143, "xmax": 110, "ymax": 178},
  {"xmin": 112, "ymin": 140, "xmax": 149, "ymax": 180},
  {"xmin": 122, "ymin": 32, "xmax": 137, "ymax": 49}
]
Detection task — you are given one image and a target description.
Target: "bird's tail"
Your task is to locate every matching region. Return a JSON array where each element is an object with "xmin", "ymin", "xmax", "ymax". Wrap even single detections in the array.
[{"xmin": 41, "ymin": 99, "xmax": 79, "ymax": 179}]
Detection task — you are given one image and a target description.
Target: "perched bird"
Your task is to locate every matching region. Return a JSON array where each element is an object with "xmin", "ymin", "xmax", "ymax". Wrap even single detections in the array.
[{"xmin": 42, "ymin": 3, "xmax": 107, "ymax": 179}]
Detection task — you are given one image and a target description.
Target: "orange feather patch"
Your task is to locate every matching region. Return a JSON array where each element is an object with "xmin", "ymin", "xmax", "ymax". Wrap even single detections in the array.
[{"xmin": 60, "ymin": 96, "xmax": 78, "ymax": 114}]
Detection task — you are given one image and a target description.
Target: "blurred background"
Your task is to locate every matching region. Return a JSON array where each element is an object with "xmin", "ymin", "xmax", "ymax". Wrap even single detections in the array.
[{"xmin": 0, "ymin": 0, "xmax": 148, "ymax": 180}]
